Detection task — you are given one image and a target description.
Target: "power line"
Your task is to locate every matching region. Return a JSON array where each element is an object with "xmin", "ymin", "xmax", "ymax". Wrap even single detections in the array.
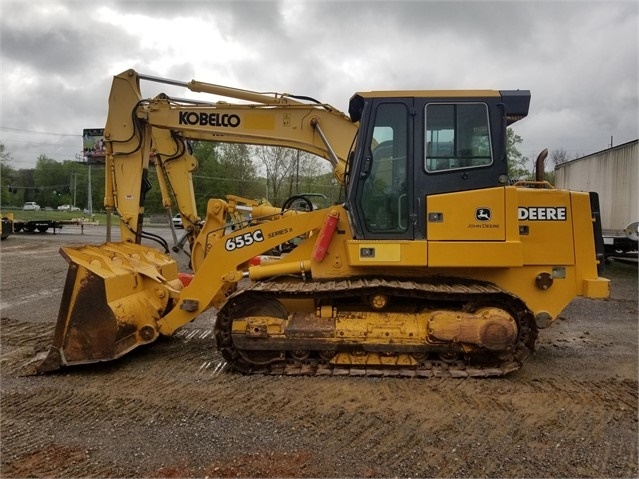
[
  {"xmin": 0, "ymin": 126, "xmax": 81, "ymax": 137},
  {"xmin": 1, "ymin": 137, "xmax": 80, "ymax": 151}
]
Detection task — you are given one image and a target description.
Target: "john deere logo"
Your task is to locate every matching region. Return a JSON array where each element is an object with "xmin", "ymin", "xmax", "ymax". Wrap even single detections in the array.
[{"xmin": 475, "ymin": 208, "xmax": 491, "ymax": 222}]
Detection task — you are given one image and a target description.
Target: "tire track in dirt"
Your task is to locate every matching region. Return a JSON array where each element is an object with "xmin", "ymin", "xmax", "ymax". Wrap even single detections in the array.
[
  {"xmin": 3, "ymin": 319, "xmax": 636, "ymax": 414},
  {"xmin": 0, "ymin": 318, "xmax": 54, "ymax": 345},
  {"xmin": 2, "ymin": 319, "xmax": 637, "ymax": 478}
]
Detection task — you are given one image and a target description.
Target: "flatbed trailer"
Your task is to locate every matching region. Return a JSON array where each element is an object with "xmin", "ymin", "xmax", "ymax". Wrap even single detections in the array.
[
  {"xmin": 12, "ymin": 219, "xmax": 64, "ymax": 234},
  {"xmin": 1, "ymin": 214, "xmax": 99, "ymax": 236}
]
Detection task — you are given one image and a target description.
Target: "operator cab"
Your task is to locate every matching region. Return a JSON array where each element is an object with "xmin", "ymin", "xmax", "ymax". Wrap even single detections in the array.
[{"xmin": 346, "ymin": 90, "xmax": 530, "ymax": 240}]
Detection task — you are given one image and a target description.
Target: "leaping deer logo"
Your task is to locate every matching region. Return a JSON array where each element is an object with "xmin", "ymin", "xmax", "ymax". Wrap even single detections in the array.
[{"xmin": 476, "ymin": 208, "xmax": 491, "ymax": 221}]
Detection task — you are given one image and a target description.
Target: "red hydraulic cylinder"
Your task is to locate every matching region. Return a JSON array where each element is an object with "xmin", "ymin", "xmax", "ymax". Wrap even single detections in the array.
[{"xmin": 312, "ymin": 210, "xmax": 339, "ymax": 262}]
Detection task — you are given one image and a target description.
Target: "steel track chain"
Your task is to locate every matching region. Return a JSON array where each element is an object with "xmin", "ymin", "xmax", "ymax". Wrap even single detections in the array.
[{"xmin": 214, "ymin": 278, "xmax": 537, "ymax": 378}]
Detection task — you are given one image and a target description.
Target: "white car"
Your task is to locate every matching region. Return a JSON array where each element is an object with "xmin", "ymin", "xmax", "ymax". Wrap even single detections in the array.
[
  {"xmin": 23, "ymin": 202, "xmax": 41, "ymax": 211},
  {"xmin": 58, "ymin": 205, "xmax": 81, "ymax": 212},
  {"xmin": 172, "ymin": 214, "xmax": 183, "ymax": 228}
]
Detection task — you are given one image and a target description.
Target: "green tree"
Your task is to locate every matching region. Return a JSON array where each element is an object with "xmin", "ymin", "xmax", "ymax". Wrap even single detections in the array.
[
  {"xmin": 218, "ymin": 143, "xmax": 261, "ymax": 198},
  {"xmin": 85, "ymin": 164, "xmax": 106, "ymax": 213},
  {"xmin": 137, "ymin": 141, "xmax": 262, "ymax": 216},
  {"xmin": 0, "ymin": 142, "xmax": 12, "ymax": 165},
  {"xmin": 282, "ymin": 151, "xmax": 341, "ymax": 206},
  {"xmin": 0, "ymin": 143, "xmax": 18, "ymax": 207},
  {"xmin": 254, "ymin": 146, "xmax": 298, "ymax": 205},
  {"xmin": 190, "ymin": 141, "xmax": 223, "ymax": 213},
  {"xmin": 34, "ymin": 155, "xmax": 69, "ymax": 206},
  {"xmin": 15, "ymin": 169, "xmax": 35, "ymax": 204},
  {"xmin": 0, "ymin": 145, "xmax": 106, "ymax": 212},
  {"xmin": 191, "ymin": 141, "xmax": 263, "ymax": 209},
  {"xmin": 32, "ymin": 156, "xmax": 91, "ymax": 208},
  {"xmin": 284, "ymin": 151, "xmax": 325, "ymax": 195},
  {"xmin": 506, "ymin": 128, "xmax": 530, "ymax": 181}
]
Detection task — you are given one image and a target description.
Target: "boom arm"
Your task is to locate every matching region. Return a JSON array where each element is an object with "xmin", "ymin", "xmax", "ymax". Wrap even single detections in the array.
[{"xmin": 104, "ymin": 70, "xmax": 358, "ymax": 243}]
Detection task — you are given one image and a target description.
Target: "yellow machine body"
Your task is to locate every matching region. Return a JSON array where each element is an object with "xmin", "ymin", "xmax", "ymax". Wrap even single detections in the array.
[{"xmin": 36, "ymin": 70, "xmax": 608, "ymax": 376}]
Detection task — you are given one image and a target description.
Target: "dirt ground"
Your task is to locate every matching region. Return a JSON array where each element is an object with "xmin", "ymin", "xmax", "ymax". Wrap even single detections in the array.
[{"xmin": 1, "ymin": 227, "xmax": 637, "ymax": 478}]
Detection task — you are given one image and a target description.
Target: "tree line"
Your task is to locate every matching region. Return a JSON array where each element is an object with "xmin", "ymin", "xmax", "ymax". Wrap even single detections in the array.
[{"xmin": 0, "ymin": 141, "xmax": 340, "ymax": 213}]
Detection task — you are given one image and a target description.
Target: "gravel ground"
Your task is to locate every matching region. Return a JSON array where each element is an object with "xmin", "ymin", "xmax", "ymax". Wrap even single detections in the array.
[{"xmin": 0, "ymin": 227, "xmax": 637, "ymax": 478}]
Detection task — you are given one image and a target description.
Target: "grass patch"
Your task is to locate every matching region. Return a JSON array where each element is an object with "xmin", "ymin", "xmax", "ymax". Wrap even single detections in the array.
[{"xmin": 1, "ymin": 208, "xmax": 108, "ymax": 224}]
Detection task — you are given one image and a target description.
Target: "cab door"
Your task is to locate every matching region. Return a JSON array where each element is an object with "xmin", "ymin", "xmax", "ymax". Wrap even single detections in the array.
[{"xmin": 349, "ymin": 99, "xmax": 415, "ymax": 240}]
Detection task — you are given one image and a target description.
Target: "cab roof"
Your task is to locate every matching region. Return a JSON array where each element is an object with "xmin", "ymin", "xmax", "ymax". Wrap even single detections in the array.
[{"xmin": 348, "ymin": 89, "xmax": 530, "ymax": 125}]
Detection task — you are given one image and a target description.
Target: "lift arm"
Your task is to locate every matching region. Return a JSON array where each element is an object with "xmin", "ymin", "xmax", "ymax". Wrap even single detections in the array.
[{"xmin": 104, "ymin": 70, "xmax": 358, "ymax": 243}]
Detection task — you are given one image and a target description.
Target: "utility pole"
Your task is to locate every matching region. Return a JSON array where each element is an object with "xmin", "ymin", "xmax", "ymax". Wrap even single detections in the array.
[
  {"xmin": 87, "ymin": 165, "xmax": 93, "ymax": 214},
  {"xmin": 72, "ymin": 173, "xmax": 78, "ymax": 207}
]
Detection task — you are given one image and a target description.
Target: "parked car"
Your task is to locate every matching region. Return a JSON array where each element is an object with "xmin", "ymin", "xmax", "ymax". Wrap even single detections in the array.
[
  {"xmin": 172, "ymin": 214, "xmax": 183, "ymax": 228},
  {"xmin": 23, "ymin": 202, "xmax": 41, "ymax": 211},
  {"xmin": 58, "ymin": 205, "xmax": 81, "ymax": 212}
]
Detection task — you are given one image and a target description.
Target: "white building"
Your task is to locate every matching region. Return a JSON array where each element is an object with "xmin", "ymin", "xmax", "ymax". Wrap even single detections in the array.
[{"xmin": 554, "ymin": 139, "xmax": 638, "ymax": 237}]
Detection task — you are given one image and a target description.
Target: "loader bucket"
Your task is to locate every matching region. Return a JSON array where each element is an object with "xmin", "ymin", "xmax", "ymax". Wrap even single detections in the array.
[{"xmin": 36, "ymin": 242, "xmax": 183, "ymax": 373}]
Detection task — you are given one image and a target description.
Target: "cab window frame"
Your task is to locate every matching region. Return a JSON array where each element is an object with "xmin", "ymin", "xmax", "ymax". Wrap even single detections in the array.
[{"xmin": 424, "ymin": 102, "xmax": 493, "ymax": 174}]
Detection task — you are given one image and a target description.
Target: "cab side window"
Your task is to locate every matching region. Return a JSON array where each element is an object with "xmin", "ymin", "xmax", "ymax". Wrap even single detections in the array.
[{"xmin": 425, "ymin": 103, "xmax": 492, "ymax": 172}]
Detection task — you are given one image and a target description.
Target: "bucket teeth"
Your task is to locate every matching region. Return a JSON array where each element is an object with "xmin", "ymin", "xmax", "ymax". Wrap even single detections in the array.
[{"xmin": 36, "ymin": 242, "xmax": 180, "ymax": 372}]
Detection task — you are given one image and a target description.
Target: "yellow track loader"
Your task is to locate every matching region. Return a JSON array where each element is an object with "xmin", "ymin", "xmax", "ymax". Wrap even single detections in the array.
[{"xmin": 37, "ymin": 69, "xmax": 609, "ymax": 377}]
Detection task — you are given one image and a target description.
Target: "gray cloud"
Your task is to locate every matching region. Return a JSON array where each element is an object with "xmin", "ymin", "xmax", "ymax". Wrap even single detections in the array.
[{"xmin": 1, "ymin": 0, "xmax": 636, "ymax": 168}]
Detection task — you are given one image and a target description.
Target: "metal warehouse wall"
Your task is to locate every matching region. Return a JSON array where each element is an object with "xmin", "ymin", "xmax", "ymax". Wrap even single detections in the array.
[{"xmin": 554, "ymin": 140, "xmax": 638, "ymax": 234}]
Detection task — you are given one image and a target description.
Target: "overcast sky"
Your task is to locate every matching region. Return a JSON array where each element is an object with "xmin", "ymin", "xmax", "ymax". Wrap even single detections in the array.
[{"xmin": 1, "ymin": 0, "xmax": 637, "ymax": 170}]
